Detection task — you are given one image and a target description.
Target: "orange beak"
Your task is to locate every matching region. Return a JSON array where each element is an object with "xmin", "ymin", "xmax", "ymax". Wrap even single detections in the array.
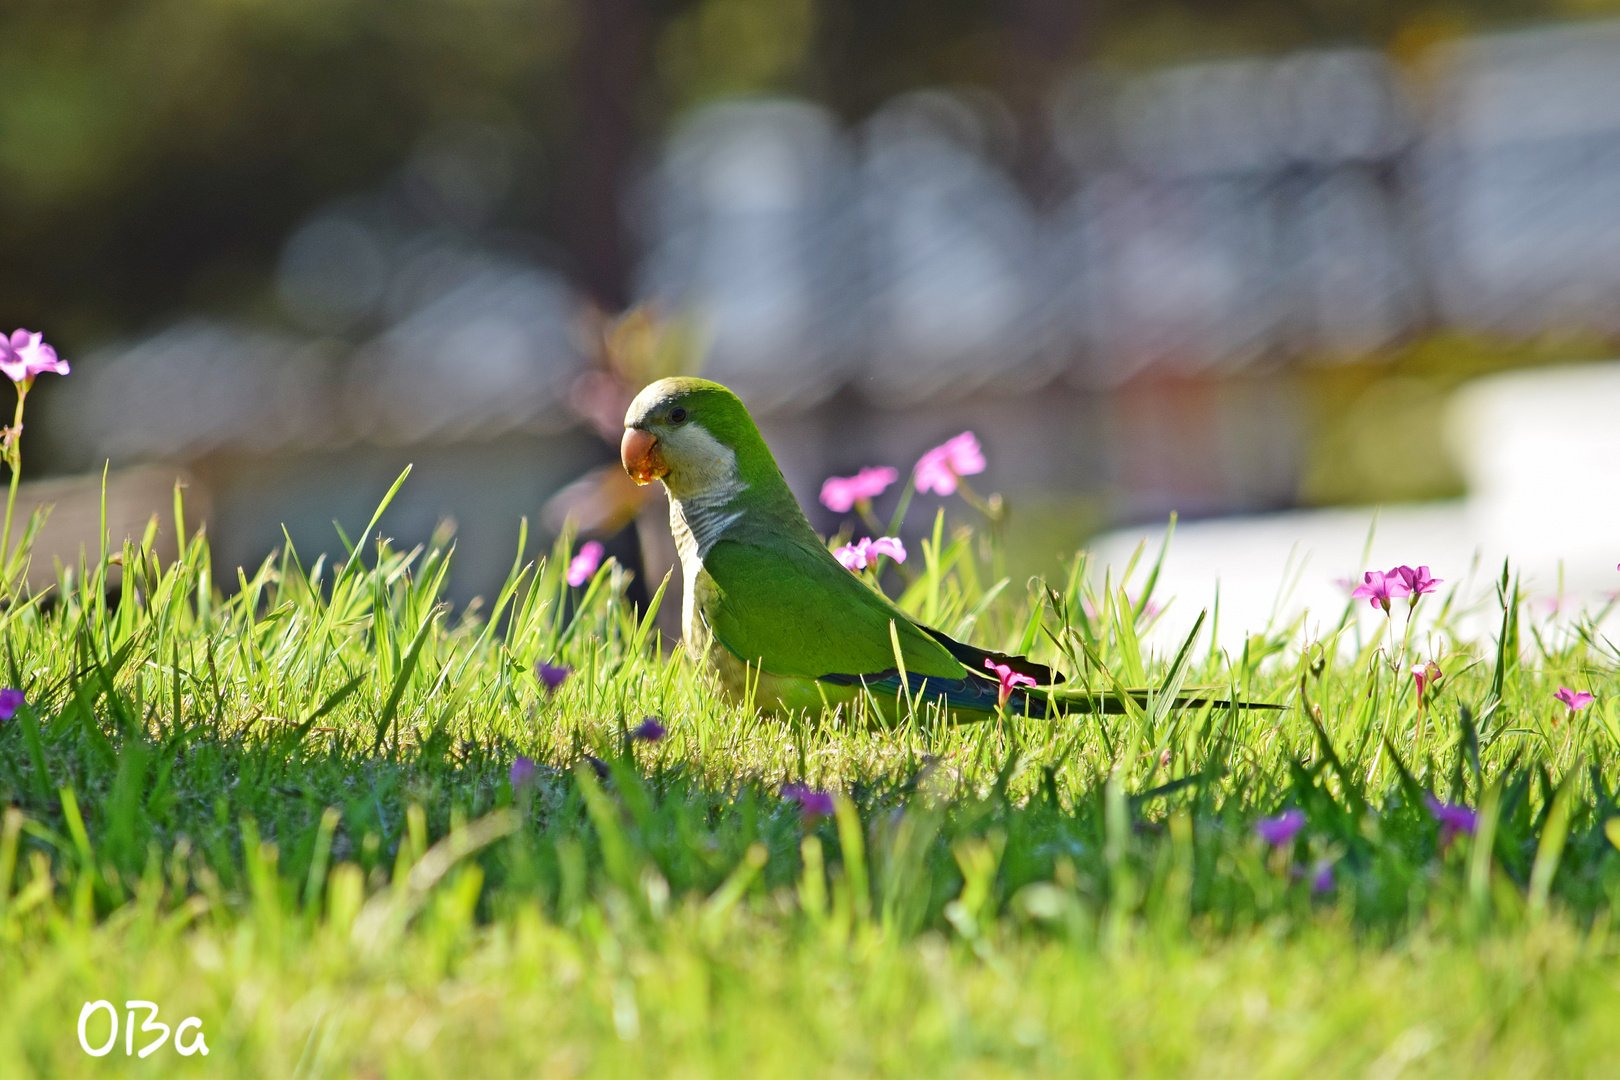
[{"xmin": 621, "ymin": 427, "xmax": 667, "ymax": 485}]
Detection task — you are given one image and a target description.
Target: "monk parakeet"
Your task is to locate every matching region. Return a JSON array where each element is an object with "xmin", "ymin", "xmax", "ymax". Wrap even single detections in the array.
[{"xmin": 621, "ymin": 376, "xmax": 1242, "ymax": 722}]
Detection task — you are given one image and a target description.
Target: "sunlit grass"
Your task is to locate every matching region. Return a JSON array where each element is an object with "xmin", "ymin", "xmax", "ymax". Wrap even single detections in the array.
[{"xmin": 3, "ymin": 471, "xmax": 1620, "ymax": 1075}]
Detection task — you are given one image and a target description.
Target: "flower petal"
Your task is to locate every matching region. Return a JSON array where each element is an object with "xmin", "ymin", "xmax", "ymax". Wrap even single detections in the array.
[
  {"xmin": 834, "ymin": 542, "xmax": 868, "ymax": 570},
  {"xmin": 942, "ymin": 431, "xmax": 986, "ymax": 476},
  {"xmin": 850, "ymin": 466, "xmax": 898, "ymax": 501},
  {"xmin": 510, "ymin": 756, "xmax": 539, "ymax": 789},
  {"xmin": 819, "ymin": 477, "xmax": 858, "ymax": 513},
  {"xmin": 1255, "ymin": 808, "xmax": 1306, "ymax": 846},
  {"xmin": 630, "ymin": 717, "xmax": 667, "ymax": 742},
  {"xmin": 868, "ymin": 536, "xmax": 907, "ymax": 564},
  {"xmin": 913, "ymin": 449, "xmax": 958, "ymax": 495},
  {"xmin": 566, "ymin": 540, "xmax": 605, "ymax": 587}
]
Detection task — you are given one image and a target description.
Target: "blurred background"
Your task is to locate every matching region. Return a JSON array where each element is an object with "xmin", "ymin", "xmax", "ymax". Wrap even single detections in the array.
[{"xmin": 6, "ymin": 0, "xmax": 1620, "ymax": 639}]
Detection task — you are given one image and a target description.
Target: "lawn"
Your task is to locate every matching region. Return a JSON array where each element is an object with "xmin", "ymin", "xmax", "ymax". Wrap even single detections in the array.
[{"xmin": 3, "ymin": 472, "xmax": 1619, "ymax": 1077}]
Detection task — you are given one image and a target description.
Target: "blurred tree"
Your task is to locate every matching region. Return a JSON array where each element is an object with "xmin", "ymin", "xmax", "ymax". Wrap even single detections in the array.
[
  {"xmin": 0, "ymin": 0, "xmax": 1592, "ymax": 353},
  {"xmin": 558, "ymin": 0, "xmax": 656, "ymax": 308},
  {"xmin": 0, "ymin": 0, "xmax": 569, "ymax": 341},
  {"xmin": 658, "ymin": 0, "xmax": 816, "ymax": 112}
]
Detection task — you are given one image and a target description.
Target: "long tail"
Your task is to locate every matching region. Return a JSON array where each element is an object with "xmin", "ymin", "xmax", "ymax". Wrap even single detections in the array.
[
  {"xmin": 1021, "ymin": 684, "xmax": 1283, "ymax": 719},
  {"xmin": 819, "ymin": 670, "xmax": 1281, "ymax": 721}
]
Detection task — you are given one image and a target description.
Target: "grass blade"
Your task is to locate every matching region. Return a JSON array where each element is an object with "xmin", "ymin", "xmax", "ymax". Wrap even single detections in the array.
[{"xmin": 371, "ymin": 604, "xmax": 440, "ymax": 754}]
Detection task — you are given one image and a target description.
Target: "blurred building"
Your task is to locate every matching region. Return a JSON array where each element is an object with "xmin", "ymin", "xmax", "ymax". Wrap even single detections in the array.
[
  {"xmin": 1421, "ymin": 22, "xmax": 1620, "ymax": 334},
  {"xmin": 35, "ymin": 20, "xmax": 1620, "ymax": 605}
]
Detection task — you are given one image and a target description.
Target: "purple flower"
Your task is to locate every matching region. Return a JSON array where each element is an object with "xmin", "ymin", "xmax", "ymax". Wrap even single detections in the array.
[
  {"xmin": 537, "ymin": 662, "xmax": 571, "ymax": 694},
  {"xmin": 584, "ymin": 754, "xmax": 610, "ymax": 779},
  {"xmin": 984, "ymin": 659, "xmax": 1037, "ymax": 707},
  {"xmin": 1424, "ymin": 794, "xmax": 1477, "ymax": 847},
  {"xmin": 0, "ymin": 330, "xmax": 68, "ymax": 387},
  {"xmin": 820, "ymin": 466, "xmax": 899, "ymax": 513},
  {"xmin": 630, "ymin": 717, "xmax": 666, "ymax": 742},
  {"xmin": 834, "ymin": 535, "xmax": 907, "ymax": 571},
  {"xmin": 1310, "ymin": 860, "xmax": 1335, "ymax": 895},
  {"xmin": 566, "ymin": 541, "xmax": 604, "ymax": 587},
  {"xmin": 783, "ymin": 783, "xmax": 835, "ymax": 822},
  {"xmin": 1390, "ymin": 565, "xmax": 1443, "ymax": 607},
  {"xmin": 1350, "ymin": 569, "xmax": 1410, "ymax": 614},
  {"xmin": 914, "ymin": 432, "xmax": 985, "ymax": 496},
  {"xmin": 1255, "ymin": 809, "xmax": 1306, "ymax": 847},
  {"xmin": 0, "ymin": 688, "xmax": 23, "ymax": 721},
  {"xmin": 510, "ymin": 755, "xmax": 539, "ymax": 789},
  {"xmin": 1554, "ymin": 686, "xmax": 1594, "ymax": 713}
]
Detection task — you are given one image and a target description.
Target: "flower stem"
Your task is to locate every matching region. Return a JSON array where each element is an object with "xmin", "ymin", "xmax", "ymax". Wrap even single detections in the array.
[
  {"xmin": 953, "ymin": 477, "xmax": 998, "ymax": 521},
  {"xmin": 886, "ymin": 473, "xmax": 918, "ymax": 537},
  {"xmin": 855, "ymin": 500, "xmax": 886, "ymax": 541},
  {"xmin": 0, "ymin": 389, "xmax": 24, "ymax": 589},
  {"xmin": 954, "ymin": 477, "xmax": 1007, "ymax": 580}
]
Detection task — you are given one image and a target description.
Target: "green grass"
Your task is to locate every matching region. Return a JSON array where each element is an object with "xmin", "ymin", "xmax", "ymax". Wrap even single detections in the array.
[{"xmin": 3, "ymin": 474, "xmax": 1620, "ymax": 1076}]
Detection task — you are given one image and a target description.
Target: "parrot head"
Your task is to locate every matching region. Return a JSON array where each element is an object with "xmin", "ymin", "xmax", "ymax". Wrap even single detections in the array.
[{"xmin": 622, "ymin": 377, "xmax": 779, "ymax": 501}]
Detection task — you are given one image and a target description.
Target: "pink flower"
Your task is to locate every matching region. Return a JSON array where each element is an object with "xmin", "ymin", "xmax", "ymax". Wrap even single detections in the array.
[
  {"xmin": 1255, "ymin": 809, "xmax": 1306, "ymax": 847},
  {"xmin": 1424, "ymin": 794, "xmax": 1477, "ymax": 847},
  {"xmin": 0, "ymin": 330, "xmax": 68, "ymax": 386},
  {"xmin": 783, "ymin": 783, "xmax": 835, "ymax": 822},
  {"xmin": 510, "ymin": 755, "xmax": 539, "ymax": 789},
  {"xmin": 1412, "ymin": 660, "xmax": 1441, "ymax": 701},
  {"xmin": 1350, "ymin": 569, "xmax": 1410, "ymax": 614},
  {"xmin": 914, "ymin": 432, "xmax": 985, "ymax": 496},
  {"xmin": 566, "ymin": 540, "xmax": 604, "ymax": 587},
  {"xmin": 1554, "ymin": 687, "xmax": 1594, "ymax": 713},
  {"xmin": 984, "ymin": 658, "xmax": 1037, "ymax": 707},
  {"xmin": 834, "ymin": 536, "xmax": 907, "ymax": 571},
  {"xmin": 537, "ymin": 661, "xmax": 571, "ymax": 694},
  {"xmin": 868, "ymin": 537, "xmax": 906, "ymax": 563},
  {"xmin": 0, "ymin": 688, "xmax": 23, "ymax": 721},
  {"xmin": 630, "ymin": 717, "xmax": 666, "ymax": 742},
  {"xmin": 1390, "ymin": 565, "xmax": 1442, "ymax": 607},
  {"xmin": 820, "ymin": 466, "xmax": 899, "ymax": 513}
]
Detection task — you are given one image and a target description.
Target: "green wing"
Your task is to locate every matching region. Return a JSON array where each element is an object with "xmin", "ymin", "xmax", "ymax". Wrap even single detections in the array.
[{"xmin": 701, "ymin": 532, "xmax": 965, "ymax": 681}]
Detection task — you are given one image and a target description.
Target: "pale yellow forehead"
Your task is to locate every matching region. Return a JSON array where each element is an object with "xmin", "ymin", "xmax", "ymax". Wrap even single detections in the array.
[{"xmin": 625, "ymin": 378, "xmax": 683, "ymax": 428}]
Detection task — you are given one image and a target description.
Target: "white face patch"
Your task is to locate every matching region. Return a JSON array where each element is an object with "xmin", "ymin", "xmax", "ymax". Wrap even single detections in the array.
[
  {"xmin": 659, "ymin": 421, "xmax": 744, "ymax": 502},
  {"xmin": 662, "ymin": 421, "xmax": 748, "ymax": 569}
]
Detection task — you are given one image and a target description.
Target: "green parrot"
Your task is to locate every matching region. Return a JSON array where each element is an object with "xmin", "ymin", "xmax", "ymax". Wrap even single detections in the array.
[{"xmin": 620, "ymin": 376, "xmax": 1247, "ymax": 723}]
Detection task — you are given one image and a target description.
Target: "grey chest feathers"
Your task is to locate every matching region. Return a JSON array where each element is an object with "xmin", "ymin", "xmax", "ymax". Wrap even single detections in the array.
[
  {"xmin": 669, "ymin": 489, "xmax": 745, "ymax": 662},
  {"xmin": 669, "ymin": 490, "xmax": 745, "ymax": 570}
]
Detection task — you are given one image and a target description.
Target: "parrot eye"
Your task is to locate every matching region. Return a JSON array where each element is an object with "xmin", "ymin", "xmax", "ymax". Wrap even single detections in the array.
[{"xmin": 669, "ymin": 407, "xmax": 689, "ymax": 424}]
